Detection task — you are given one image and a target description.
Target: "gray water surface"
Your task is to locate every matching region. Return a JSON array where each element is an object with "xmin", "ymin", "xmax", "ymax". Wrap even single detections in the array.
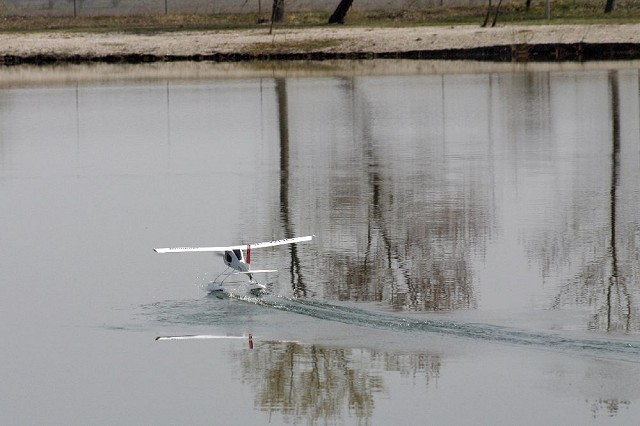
[{"xmin": 1, "ymin": 61, "xmax": 640, "ymax": 425}]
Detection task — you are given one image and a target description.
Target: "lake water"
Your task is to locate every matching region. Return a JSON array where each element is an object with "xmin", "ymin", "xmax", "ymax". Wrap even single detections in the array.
[{"xmin": 1, "ymin": 60, "xmax": 640, "ymax": 425}]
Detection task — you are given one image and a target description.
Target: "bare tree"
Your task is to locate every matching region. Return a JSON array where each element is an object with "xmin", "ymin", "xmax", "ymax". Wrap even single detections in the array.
[
  {"xmin": 481, "ymin": 0, "xmax": 504, "ymax": 27},
  {"xmin": 271, "ymin": 0, "xmax": 285, "ymax": 22},
  {"xmin": 328, "ymin": 0, "xmax": 354, "ymax": 24},
  {"xmin": 605, "ymin": 0, "xmax": 616, "ymax": 13},
  {"xmin": 269, "ymin": 0, "xmax": 285, "ymax": 34},
  {"xmin": 485, "ymin": 0, "xmax": 550, "ymax": 26}
]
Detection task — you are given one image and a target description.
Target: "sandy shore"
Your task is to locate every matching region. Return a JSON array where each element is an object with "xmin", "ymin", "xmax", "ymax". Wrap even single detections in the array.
[{"xmin": 2, "ymin": 23, "xmax": 640, "ymax": 59}]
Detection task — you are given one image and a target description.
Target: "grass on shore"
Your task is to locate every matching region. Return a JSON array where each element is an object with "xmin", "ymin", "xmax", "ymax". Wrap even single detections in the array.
[{"xmin": 1, "ymin": 0, "xmax": 640, "ymax": 33}]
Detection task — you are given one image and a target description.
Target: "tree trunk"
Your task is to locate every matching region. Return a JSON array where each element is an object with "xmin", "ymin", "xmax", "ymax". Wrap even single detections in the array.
[
  {"xmin": 272, "ymin": 0, "xmax": 285, "ymax": 23},
  {"xmin": 525, "ymin": 0, "xmax": 532, "ymax": 11},
  {"xmin": 604, "ymin": 0, "xmax": 616, "ymax": 13},
  {"xmin": 481, "ymin": 0, "xmax": 492, "ymax": 27},
  {"xmin": 481, "ymin": 0, "xmax": 503, "ymax": 27},
  {"xmin": 328, "ymin": 0, "xmax": 354, "ymax": 24},
  {"xmin": 269, "ymin": 0, "xmax": 284, "ymax": 34},
  {"xmin": 491, "ymin": 0, "xmax": 504, "ymax": 27}
]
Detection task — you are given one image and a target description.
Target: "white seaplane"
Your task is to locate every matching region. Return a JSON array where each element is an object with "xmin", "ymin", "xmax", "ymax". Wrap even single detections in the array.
[{"xmin": 154, "ymin": 235, "xmax": 314, "ymax": 295}]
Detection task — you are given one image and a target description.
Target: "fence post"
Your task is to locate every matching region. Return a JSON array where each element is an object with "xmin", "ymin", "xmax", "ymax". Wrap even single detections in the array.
[{"xmin": 545, "ymin": 0, "xmax": 550, "ymax": 19}]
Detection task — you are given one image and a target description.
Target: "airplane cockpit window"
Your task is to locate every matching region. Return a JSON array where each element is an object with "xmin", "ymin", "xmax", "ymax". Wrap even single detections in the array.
[
  {"xmin": 225, "ymin": 251, "xmax": 232, "ymax": 263},
  {"xmin": 233, "ymin": 249, "xmax": 243, "ymax": 261}
]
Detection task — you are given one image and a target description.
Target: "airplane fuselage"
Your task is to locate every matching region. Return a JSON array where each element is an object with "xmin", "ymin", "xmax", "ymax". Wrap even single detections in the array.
[{"xmin": 223, "ymin": 248, "xmax": 250, "ymax": 273}]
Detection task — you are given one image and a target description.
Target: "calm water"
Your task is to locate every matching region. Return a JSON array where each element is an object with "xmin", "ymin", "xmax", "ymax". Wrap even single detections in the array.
[{"xmin": 1, "ymin": 61, "xmax": 640, "ymax": 425}]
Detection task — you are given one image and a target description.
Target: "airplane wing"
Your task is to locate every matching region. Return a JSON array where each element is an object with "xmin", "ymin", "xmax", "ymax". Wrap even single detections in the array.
[
  {"xmin": 247, "ymin": 235, "xmax": 314, "ymax": 249},
  {"xmin": 154, "ymin": 245, "xmax": 245, "ymax": 254},
  {"xmin": 154, "ymin": 235, "xmax": 314, "ymax": 254}
]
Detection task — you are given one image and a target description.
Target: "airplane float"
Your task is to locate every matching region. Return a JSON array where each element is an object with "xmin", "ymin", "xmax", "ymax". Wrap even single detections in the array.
[{"xmin": 154, "ymin": 235, "xmax": 314, "ymax": 295}]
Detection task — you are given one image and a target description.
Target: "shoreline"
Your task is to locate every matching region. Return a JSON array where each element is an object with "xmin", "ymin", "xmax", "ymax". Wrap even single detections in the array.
[
  {"xmin": 2, "ymin": 24, "xmax": 640, "ymax": 65},
  {"xmin": 3, "ymin": 59, "xmax": 640, "ymax": 88},
  {"xmin": 3, "ymin": 42, "xmax": 640, "ymax": 65}
]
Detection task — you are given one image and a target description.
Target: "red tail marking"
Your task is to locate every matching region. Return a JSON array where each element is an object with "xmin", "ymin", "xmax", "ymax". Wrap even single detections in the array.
[{"xmin": 246, "ymin": 244, "xmax": 251, "ymax": 264}]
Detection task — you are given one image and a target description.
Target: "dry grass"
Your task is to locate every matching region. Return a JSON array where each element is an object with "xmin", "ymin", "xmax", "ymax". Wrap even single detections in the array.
[
  {"xmin": 244, "ymin": 39, "xmax": 343, "ymax": 54},
  {"xmin": 0, "ymin": 13, "xmax": 269, "ymax": 32},
  {"xmin": 1, "ymin": 0, "xmax": 640, "ymax": 33},
  {"xmin": 350, "ymin": 0, "xmax": 640, "ymax": 25}
]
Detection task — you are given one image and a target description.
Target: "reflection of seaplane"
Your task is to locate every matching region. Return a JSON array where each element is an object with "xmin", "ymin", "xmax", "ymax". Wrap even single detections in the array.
[{"xmin": 154, "ymin": 235, "xmax": 314, "ymax": 295}]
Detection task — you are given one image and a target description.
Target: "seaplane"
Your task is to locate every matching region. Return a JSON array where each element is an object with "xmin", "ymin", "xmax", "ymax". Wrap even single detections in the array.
[{"xmin": 154, "ymin": 235, "xmax": 314, "ymax": 295}]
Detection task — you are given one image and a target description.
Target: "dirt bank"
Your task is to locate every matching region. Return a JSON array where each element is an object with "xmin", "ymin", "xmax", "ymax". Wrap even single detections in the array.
[{"xmin": 2, "ymin": 24, "xmax": 640, "ymax": 64}]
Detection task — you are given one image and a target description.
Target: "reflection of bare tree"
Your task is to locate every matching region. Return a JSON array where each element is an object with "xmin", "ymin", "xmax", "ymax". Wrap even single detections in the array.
[
  {"xmin": 603, "ymin": 70, "xmax": 632, "ymax": 331},
  {"xmin": 0, "ymin": 91, "xmax": 6, "ymax": 172},
  {"xmin": 276, "ymin": 78, "xmax": 307, "ymax": 297},
  {"xmin": 589, "ymin": 398, "xmax": 631, "ymax": 418},
  {"xmin": 235, "ymin": 342, "xmax": 441, "ymax": 423},
  {"xmin": 322, "ymin": 77, "xmax": 487, "ymax": 312},
  {"xmin": 323, "ymin": 79, "xmax": 395, "ymax": 304},
  {"xmin": 548, "ymin": 70, "xmax": 635, "ymax": 332}
]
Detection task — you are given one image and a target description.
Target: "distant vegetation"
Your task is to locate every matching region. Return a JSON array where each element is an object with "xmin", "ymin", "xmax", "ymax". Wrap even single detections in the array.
[{"xmin": 1, "ymin": 0, "xmax": 640, "ymax": 32}]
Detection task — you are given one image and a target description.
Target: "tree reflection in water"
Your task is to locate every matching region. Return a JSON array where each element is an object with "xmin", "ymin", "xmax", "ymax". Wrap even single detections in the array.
[
  {"xmin": 275, "ymin": 78, "xmax": 307, "ymax": 298},
  {"xmin": 271, "ymin": 70, "xmax": 638, "ymax": 326},
  {"xmin": 235, "ymin": 341, "xmax": 441, "ymax": 424},
  {"xmin": 319, "ymin": 76, "xmax": 491, "ymax": 312},
  {"xmin": 589, "ymin": 398, "xmax": 631, "ymax": 418},
  {"xmin": 530, "ymin": 70, "xmax": 639, "ymax": 332}
]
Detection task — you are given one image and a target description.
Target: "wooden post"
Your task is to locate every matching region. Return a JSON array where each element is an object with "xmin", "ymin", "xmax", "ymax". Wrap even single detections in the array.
[{"xmin": 545, "ymin": 0, "xmax": 550, "ymax": 19}]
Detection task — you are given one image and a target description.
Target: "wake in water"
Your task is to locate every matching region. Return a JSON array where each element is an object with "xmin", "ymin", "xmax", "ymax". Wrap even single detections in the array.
[
  {"xmin": 143, "ymin": 293, "xmax": 640, "ymax": 363},
  {"xmin": 226, "ymin": 294, "xmax": 640, "ymax": 363}
]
